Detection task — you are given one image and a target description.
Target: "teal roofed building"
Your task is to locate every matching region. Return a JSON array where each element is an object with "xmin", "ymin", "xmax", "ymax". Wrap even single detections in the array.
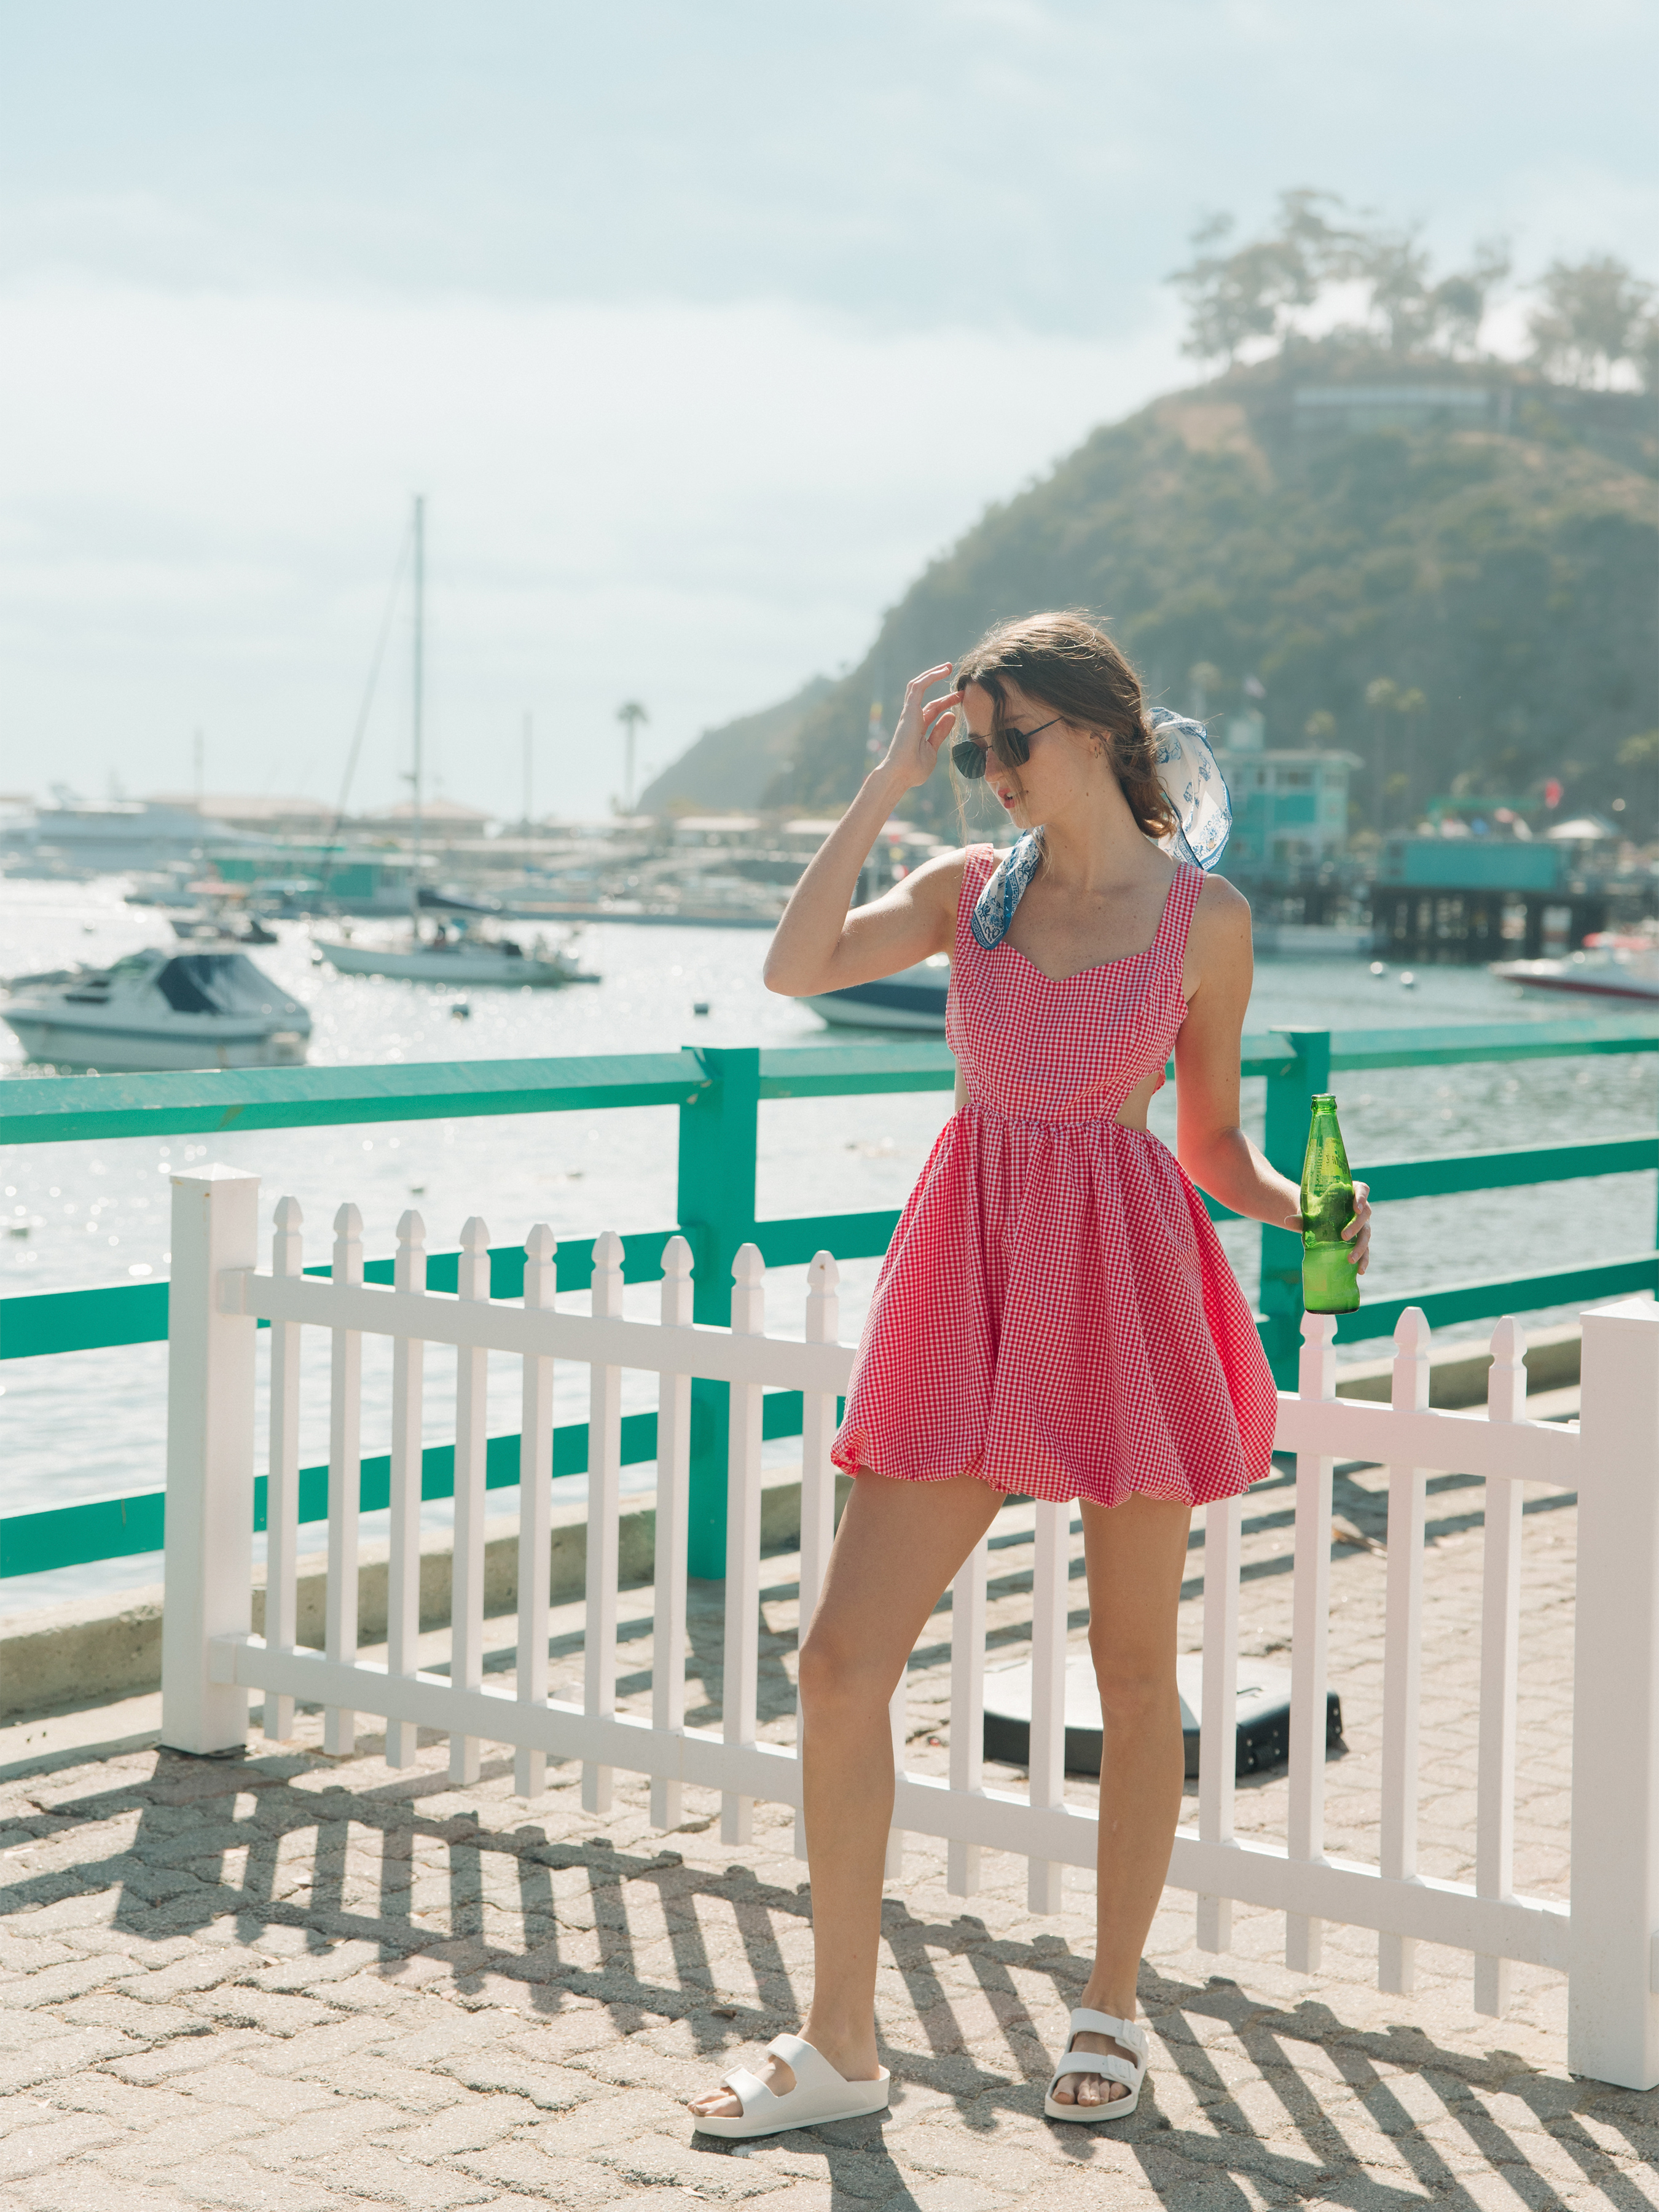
[{"xmin": 1211, "ymin": 708, "xmax": 1359, "ymax": 868}]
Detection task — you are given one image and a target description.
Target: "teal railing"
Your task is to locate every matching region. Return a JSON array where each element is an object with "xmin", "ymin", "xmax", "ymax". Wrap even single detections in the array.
[{"xmin": 4, "ymin": 1020, "xmax": 1658, "ymax": 1583}]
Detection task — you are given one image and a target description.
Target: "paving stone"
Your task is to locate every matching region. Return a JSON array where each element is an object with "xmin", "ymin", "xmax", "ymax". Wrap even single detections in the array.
[
  {"xmin": 10, "ymin": 2168, "xmax": 206, "ymax": 2212},
  {"xmin": 108, "ymin": 2027, "xmax": 288, "ymax": 2082},
  {"xmin": 434, "ymin": 2045, "xmax": 600, "ymax": 2109},
  {"xmin": 186, "ymin": 1986, "xmax": 343, "ymax": 2037},
  {"xmin": 0, "ymin": 2028, "xmax": 137, "ymax": 2093},
  {"xmin": 163, "ymin": 2151, "xmax": 353, "ymax": 2210},
  {"xmin": 304, "ymin": 2148, "xmax": 504, "ymax": 2208},
  {"xmin": 445, "ymin": 2135, "xmax": 635, "ymax": 2203},
  {"xmin": 241, "ymin": 2093, "xmax": 420, "ymax": 2167},
  {"xmin": 49, "ymin": 1990, "xmax": 210, "ymax": 2045},
  {"xmin": 170, "ymin": 2058, "xmax": 349, "ymax": 2119},
  {"xmin": 86, "ymin": 2100, "xmax": 273, "ymax": 2173},
  {"xmin": 1, "ymin": 1954, "xmax": 133, "ymax": 2007},
  {"xmin": 0, "ymin": 2112, "xmax": 130, "ymax": 2185},
  {"xmin": 371, "ymin": 2093, "xmax": 546, "ymax": 2157}
]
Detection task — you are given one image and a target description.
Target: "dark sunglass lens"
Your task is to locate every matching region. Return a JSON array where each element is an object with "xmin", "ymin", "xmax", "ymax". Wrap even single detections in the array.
[
  {"xmin": 995, "ymin": 728, "xmax": 1030, "ymax": 767},
  {"xmin": 951, "ymin": 741, "xmax": 987, "ymax": 780}
]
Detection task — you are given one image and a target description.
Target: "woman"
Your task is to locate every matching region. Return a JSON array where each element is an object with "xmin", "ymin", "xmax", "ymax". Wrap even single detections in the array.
[{"xmin": 689, "ymin": 613, "xmax": 1370, "ymax": 2135}]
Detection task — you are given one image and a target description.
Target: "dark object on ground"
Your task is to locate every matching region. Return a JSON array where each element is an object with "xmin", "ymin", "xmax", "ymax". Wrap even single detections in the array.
[{"xmin": 981, "ymin": 1653, "xmax": 1343, "ymax": 1779}]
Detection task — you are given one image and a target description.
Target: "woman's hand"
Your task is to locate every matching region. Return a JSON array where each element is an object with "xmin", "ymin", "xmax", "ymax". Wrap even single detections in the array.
[
  {"xmin": 879, "ymin": 664, "xmax": 961, "ymax": 793},
  {"xmin": 1282, "ymin": 1181, "xmax": 1371, "ymax": 1274},
  {"xmin": 1343, "ymin": 1180, "xmax": 1372, "ymax": 1276}
]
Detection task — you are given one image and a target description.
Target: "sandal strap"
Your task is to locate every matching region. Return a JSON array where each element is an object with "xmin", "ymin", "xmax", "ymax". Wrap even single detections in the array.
[
  {"xmin": 721, "ymin": 2066, "xmax": 773, "ymax": 2114},
  {"xmin": 1052, "ymin": 2052, "xmax": 1141, "ymax": 2090},
  {"xmin": 1067, "ymin": 2009, "xmax": 1147, "ymax": 2058}
]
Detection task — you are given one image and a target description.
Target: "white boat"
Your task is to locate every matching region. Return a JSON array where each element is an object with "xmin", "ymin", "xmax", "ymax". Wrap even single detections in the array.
[
  {"xmin": 806, "ymin": 956, "xmax": 949, "ymax": 1033},
  {"xmin": 1492, "ymin": 932, "xmax": 1659, "ymax": 1005},
  {"xmin": 316, "ymin": 927, "xmax": 597, "ymax": 988},
  {"xmin": 1, "ymin": 949, "xmax": 312, "ymax": 1071}
]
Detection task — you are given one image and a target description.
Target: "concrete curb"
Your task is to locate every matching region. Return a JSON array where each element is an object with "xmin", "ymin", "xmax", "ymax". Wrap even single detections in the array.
[
  {"xmin": 1328, "ymin": 1317, "xmax": 1581, "ymax": 1405},
  {"xmin": 1, "ymin": 1322, "xmax": 1583, "ymax": 1723},
  {"xmin": 1, "ymin": 1462, "xmax": 845, "ymax": 1723}
]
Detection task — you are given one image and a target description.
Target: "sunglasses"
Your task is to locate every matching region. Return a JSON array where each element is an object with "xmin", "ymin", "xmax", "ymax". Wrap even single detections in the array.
[{"xmin": 950, "ymin": 715, "xmax": 1061, "ymax": 781}]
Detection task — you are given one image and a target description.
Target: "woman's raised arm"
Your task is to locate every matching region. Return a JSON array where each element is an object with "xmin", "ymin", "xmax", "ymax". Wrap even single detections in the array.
[{"xmin": 763, "ymin": 666, "xmax": 964, "ymax": 997}]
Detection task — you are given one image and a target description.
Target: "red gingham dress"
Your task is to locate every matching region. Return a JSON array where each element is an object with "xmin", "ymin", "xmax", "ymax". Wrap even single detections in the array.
[{"xmin": 831, "ymin": 846, "xmax": 1278, "ymax": 1507}]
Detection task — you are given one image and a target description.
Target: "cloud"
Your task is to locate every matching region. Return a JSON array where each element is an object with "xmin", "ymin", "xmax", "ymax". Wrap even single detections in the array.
[{"xmin": 0, "ymin": 281, "xmax": 1185, "ymax": 815}]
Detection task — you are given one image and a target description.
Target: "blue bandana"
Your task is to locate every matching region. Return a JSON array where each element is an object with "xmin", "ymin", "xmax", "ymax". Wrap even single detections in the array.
[{"xmin": 968, "ymin": 708, "xmax": 1231, "ymax": 949}]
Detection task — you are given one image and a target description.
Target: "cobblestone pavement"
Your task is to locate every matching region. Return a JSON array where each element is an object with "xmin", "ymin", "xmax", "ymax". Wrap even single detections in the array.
[{"xmin": 4, "ymin": 1452, "xmax": 1655, "ymax": 2210}]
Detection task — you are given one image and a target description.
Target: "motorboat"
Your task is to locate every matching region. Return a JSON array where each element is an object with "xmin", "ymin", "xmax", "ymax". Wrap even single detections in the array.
[
  {"xmin": 315, "ymin": 922, "xmax": 598, "ymax": 988},
  {"xmin": 805, "ymin": 955, "xmax": 948, "ymax": 1033},
  {"xmin": 1, "ymin": 948, "xmax": 312, "ymax": 1071},
  {"xmin": 169, "ymin": 904, "xmax": 279, "ymax": 946},
  {"xmin": 1492, "ymin": 930, "xmax": 1659, "ymax": 1005}
]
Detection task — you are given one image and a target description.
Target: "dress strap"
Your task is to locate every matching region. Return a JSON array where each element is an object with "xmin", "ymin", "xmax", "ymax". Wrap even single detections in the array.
[{"xmin": 1152, "ymin": 863, "xmax": 1204, "ymax": 970}]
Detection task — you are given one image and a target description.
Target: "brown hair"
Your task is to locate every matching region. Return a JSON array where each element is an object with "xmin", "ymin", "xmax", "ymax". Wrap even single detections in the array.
[{"xmin": 951, "ymin": 611, "xmax": 1177, "ymax": 842}]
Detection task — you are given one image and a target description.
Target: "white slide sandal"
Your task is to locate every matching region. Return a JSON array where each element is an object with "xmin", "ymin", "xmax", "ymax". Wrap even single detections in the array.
[
  {"xmin": 1043, "ymin": 2008, "xmax": 1149, "ymax": 2122},
  {"xmin": 692, "ymin": 2033, "xmax": 891, "ymax": 2139}
]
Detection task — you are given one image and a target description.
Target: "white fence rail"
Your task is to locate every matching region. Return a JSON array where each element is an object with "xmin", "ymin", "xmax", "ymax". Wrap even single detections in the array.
[{"xmin": 161, "ymin": 1166, "xmax": 1659, "ymax": 2091}]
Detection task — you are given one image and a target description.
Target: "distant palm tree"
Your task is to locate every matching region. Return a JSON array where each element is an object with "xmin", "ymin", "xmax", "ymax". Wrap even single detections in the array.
[{"xmin": 617, "ymin": 701, "xmax": 649, "ymax": 814}]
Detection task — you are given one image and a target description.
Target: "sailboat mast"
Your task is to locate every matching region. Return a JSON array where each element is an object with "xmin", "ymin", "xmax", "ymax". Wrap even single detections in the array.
[{"xmin": 410, "ymin": 494, "xmax": 425, "ymax": 935}]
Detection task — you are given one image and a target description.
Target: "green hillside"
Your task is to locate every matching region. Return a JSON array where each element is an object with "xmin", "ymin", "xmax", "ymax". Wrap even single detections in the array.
[{"xmin": 670, "ymin": 356, "xmax": 1659, "ymax": 841}]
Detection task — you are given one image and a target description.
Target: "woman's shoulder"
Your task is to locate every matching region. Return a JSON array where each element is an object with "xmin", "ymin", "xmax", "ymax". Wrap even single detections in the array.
[
  {"xmin": 1191, "ymin": 868, "xmax": 1249, "ymax": 920},
  {"xmin": 1186, "ymin": 868, "xmax": 1252, "ymax": 960},
  {"xmin": 906, "ymin": 843, "xmax": 994, "ymax": 895}
]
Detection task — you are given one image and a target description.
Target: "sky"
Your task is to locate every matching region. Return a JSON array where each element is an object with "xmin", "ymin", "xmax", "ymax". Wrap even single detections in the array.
[{"xmin": 1, "ymin": 1, "xmax": 1655, "ymax": 822}]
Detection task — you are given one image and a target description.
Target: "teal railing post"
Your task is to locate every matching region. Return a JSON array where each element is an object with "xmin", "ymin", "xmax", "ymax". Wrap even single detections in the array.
[
  {"xmin": 675, "ymin": 1045, "xmax": 761, "ymax": 1578},
  {"xmin": 1259, "ymin": 1028, "xmax": 1331, "ymax": 1387}
]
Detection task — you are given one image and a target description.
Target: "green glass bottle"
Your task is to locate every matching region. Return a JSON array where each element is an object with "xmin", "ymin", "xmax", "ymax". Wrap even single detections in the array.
[{"xmin": 1301, "ymin": 1093, "xmax": 1360, "ymax": 1314}]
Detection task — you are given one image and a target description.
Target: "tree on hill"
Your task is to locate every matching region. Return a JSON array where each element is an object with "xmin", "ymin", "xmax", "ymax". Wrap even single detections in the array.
[
  {"xmin": 1529, "ymin": 256, "xmax": 1657, "ymax": 388},
  {"xmin": 1173, "ymin": 192, "xmax": 1658, "ymax": 389}
]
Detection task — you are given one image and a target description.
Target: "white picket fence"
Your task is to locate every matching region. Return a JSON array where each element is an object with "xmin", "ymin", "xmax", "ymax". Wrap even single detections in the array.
[{"xmin": 161, "ymin": 1166, "xmax": 1659, "ymax": 2091}]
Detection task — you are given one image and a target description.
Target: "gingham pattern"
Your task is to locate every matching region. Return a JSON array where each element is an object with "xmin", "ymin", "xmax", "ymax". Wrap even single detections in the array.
[{"xmin": 832, "ymin": 846, "xmax": 1278, "ymax": 1507}]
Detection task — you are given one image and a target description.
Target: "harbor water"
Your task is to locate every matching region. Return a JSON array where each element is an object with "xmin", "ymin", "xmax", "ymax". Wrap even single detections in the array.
[{"xmin": 4, "ymin": 876, "xmax": 1656, "ymax": 1614}]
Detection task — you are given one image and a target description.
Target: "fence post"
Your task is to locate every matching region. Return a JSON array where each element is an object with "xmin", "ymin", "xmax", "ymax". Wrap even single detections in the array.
[
  {"xmin": 160, "ymin": 1164, "xmax": 260, "ymax": 1755},
  {"xmin": 1568, "ymin": 1295, "xmax": 1659, "ymax": 2090},
  {"xmin": 677, "ymin": 1045, "xmax": 760, "ymax": 1579},
  {"xmin": 1260, "ymin": 1028, "xmax": 1330, "ymax": 1387}
]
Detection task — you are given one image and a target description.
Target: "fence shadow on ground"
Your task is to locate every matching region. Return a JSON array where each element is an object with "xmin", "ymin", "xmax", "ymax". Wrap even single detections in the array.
[{"xmin": 2, "ymin": 1739, "xmax": 1648, "ymax": 2212}]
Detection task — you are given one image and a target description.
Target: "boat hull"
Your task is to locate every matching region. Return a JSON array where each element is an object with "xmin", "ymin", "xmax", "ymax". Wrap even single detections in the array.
[
  {"xmin": 806, "ymin": 968, "xmax": 949, "ymax": 1033},
  {"xmin": 1, "ymin": 1012, "xmax": 308, "ymax": 1072},
  {"xmin": 316, "ymin": 941, "xmax": 592, "ymax": 986},
  {"xmin": 1491, "ymin": 960, "xmax": 1659, "ymax": 1003}
]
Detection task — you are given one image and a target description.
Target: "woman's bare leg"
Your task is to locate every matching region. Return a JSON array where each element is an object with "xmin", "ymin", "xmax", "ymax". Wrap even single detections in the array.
[
  {"xmin": 688, "ymin": 1470, "xmax": 1003, "ymax": 2119},
  {"xmin": 1051, "ymin": 1491, "xmax": 1192, "ymax": 2109}
]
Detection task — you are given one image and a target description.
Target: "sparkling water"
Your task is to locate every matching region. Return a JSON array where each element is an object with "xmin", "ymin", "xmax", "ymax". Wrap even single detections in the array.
[{"xmin": 4, "ymin": 876, "xmax": 1654, "ymax": 1614}]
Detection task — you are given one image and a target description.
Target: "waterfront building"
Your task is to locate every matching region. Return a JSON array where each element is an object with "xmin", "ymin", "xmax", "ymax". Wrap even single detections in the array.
[
  {"xmin": 4, "ymin": 798, "xmax": 261, "ymax": 874},
  {"xmin": 147, "ymin": 791, "xmax": 337, "ymax": 841},
  {"xmin": 1212, "ymin": 724, "xmax": 1359, "ymax": 869}
]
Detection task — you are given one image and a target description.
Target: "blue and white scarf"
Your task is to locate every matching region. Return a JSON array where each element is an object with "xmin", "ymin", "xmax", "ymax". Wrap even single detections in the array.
[{"xmin": 969, "ymin": 707, "xmax": 1231, "ymax": 950}]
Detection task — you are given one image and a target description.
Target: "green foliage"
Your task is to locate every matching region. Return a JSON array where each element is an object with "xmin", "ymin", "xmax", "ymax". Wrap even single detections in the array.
[
  {"xmin": 755, "ymin": 359, "xmax": 1659, "ymax": 837},
  {"xmin": 1529, "ymin": 256, "xmax": 1657, "ymax": 389},
  {"xmin": 1171, "ymin": 190, "xmax": 1514, "ymax": 366}
]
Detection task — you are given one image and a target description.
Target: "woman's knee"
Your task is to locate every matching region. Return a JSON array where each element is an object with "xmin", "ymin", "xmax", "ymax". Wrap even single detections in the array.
[
  {"xmin": 1087, "ymin": 1625, "xmax": 1177, "ymax": 1725},
  {"xmin": 798, "ymin": 1622, "xmax": 899, "ymax": 1721}
]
